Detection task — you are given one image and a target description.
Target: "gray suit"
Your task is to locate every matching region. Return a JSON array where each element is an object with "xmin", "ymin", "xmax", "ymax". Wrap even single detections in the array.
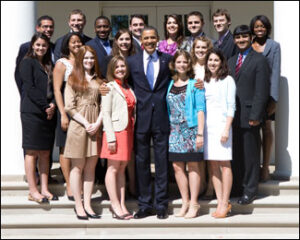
[{"xmin": 262, "ymin": 38, "xmax": 281, "ymax": 102}]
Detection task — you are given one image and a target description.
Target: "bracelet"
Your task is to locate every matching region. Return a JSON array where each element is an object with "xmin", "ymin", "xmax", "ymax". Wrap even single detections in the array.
[{"xmin": 197, "ymin": 134, "xmax": 203, "ymax": 137}]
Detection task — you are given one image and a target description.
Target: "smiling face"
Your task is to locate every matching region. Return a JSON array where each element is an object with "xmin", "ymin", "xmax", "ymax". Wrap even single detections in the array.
[
  {"xmin": 68, "ymin": 35, "xmax": 83, "ymax": 55},
  {"xmin": 68, "ymin": 13, "xmax": 85, "ymax": 33},
  {"xmin": 141, "ymin": 29, "xmax": 159, "ymax": 55},
  {"xmin": 207, "ymin": 53, "xmax": 221, "ymax": 77},
  {"xmin": 36, "ymin": 20, "xmax": 54, "ymax": 39},
  {"xmin": 95, "ymin": 18, "xmax": 111, "ymax": 40},
  {"xmin": 32, "ymin": 37, "xmax": 49, "ymax": 59},
  {"xmin": 114, "ymin": 59, "xmax": 127, "ymax": 80},
  {"xmin": 194, "ymin": 40, "xmax": 209, "ymax": 61},
  {"xmin": 116, "ymin": 32, "xmax": 131, "ymax": 53},
  {"xmin": 129, "ymin": 17, "xmax": 145, "ymax": 39},
  {"xmin": 83, "ymin": 50, "xmax": 95, "ymax": 73},
  {"xmin": 213, "ymin": 15, "xmax": 230, "ymax": 35},
  {"xmin": 175, "ymin": 54, "xmax": 189, "ymax": 75},
  {"xmin": 234, "ymin": 33, "xmax": 251, "ymax": 52},
  {"xmin": 253, "ymin": 20, "xmax": 267, "ymax": 38},
  {"xmin": 166, "ymin": 16, "xmax": 178, "ymax": 36},
  {"xmin": 187, "ymin": 15, "xmax": 203, "ymax": 36}
]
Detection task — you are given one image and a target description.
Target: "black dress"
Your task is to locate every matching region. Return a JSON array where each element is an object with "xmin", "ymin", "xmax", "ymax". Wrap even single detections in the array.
[{"xmin": 19, "ymin": 57, "xmax": 56, "ymax": 150}]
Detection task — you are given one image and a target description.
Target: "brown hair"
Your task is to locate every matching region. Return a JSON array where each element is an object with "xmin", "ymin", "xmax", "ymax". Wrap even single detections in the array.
[
  {"xmin": 212, "ymin": 9, "xmax": 231, "ymax": 25},
  {"xmin": 68, "ymin": 45, "xmax": 103, "ymax": 92},
  {"xmin": 111, "ymin": 29, "xmax": 136, "ymax": 57},
  {"xmin": 169, "ymin": 50, "xmax": 195, "ymax": 82},
  {"xmin": 204, "ymin": 49, "xmax": 229, "ymax": 82},
  {"xmin": 106, "ymin": 55, "xmax": 130, "ymax": 82},
  {"xmin": 69, "ymin": 9, "xmax": 86, "ymax": 23},
  {"xmin": 191, "ymin": 36, "xmax": 213, "ymax": 66},
  {"xmin": 164, "ymin": 14, "xmax": 184, "ymax": 46}
]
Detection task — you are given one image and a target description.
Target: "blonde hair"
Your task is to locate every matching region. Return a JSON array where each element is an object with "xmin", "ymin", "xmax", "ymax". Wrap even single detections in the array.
[{"xmin": 191, "ymin": 36, "xmax": 213, "ymax": 66}]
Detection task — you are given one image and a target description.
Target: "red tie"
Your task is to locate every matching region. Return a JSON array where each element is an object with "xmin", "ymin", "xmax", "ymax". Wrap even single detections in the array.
[{"xmin": 235, "ymin": 54, "xmax": 243, "ymax": 75}]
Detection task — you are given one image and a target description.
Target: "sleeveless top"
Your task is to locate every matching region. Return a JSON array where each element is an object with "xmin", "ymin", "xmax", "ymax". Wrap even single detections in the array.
[{"xmin": 57, "ymin": 58, "xmax": 73, "ymax": 82}]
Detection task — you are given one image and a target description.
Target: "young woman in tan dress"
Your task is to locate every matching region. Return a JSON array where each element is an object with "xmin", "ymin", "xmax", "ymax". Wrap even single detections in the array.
[{"xmin": 64, "ymin": 46, "xmax": 103, "ymax": 220}]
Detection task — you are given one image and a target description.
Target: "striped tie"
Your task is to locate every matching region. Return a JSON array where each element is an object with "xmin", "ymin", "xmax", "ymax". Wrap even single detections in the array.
[{"xmin": 235, "ymin": 54, "xmax": 243, "ymax": 75}]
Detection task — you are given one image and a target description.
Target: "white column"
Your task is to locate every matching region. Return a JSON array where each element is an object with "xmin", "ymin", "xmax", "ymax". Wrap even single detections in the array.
[
  {"xmin": 274, "ymin": 1, "xmax": 299, "ymax": 179},
  {"xmin": 1, "ymin": 1, "xmax": 36, "ymax": 175}
]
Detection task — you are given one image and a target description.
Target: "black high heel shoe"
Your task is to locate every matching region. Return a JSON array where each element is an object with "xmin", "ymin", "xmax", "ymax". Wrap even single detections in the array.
[
  {"xmin": 109, "ymin": 206, "xmax": 128, "ymax": 220},
  {"xmin": 74, "ymin": 208, "xmax": 88, "ymax": 220},
  {"xmin": 84, "ymin": 209, "xmax": 101, "ymax": 219}
]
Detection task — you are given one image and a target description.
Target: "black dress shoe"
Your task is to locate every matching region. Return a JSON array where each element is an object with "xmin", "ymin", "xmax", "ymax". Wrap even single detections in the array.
[
  {"xmin": 237, "ymin": 194, "xmax": 256, "ymax": 205},
  {"xmin": 157, "ymin": 209, "xmax": 168, "ymax": 219},
  {"xmin": 134, "ymin": 209, "xmax": 156, "ymax": 219},
  {"xmin": 74, "ymin": 208, "xmax": 88, "ymax": 220},
  {"xmin": 67, "ymin": 195, "xmax": 75, "ymax": 201},
  {"xmin": 84, "ymin": 209, "xmax": 101, "ymax": 219}
]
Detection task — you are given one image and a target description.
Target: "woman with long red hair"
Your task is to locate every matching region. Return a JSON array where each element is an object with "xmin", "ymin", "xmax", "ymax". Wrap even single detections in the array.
[{"xmin": 64, "ymin": 45, "xmax": 103, "ymax": 220}]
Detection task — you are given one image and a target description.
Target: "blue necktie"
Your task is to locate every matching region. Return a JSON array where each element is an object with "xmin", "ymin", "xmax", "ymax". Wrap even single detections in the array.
[{"xmin": 146, "ymin": 55, "xmax": 154, "ymax": 90}]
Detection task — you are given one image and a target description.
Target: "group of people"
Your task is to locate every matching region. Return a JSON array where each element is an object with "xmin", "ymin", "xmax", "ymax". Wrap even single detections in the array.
[{"xmin": 15, "ymin": 8, "xmax": 280, "ymax": 220}]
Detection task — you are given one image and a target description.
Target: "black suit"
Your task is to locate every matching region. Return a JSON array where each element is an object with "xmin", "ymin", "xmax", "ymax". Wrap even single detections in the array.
[
  {"xmin": 127, "ymin": 51, "xmax": 172, "ymax": 211},
  {"xmin": 214, "ymin": 31, "xmax": 238, "ymax": 60},
  {"xmin": 15, "ymin": 41, "xmax": 55, "ymax": 96},
  {"xmin": 86, "ymin": 37, "xmax": 113, "ymax": 78},
  {"xmin": 132, "ymin": 37, "xmax": 143, "ymax": 54},
  {"xmin": 228, "ymin": 48, "xmax": 270, "ymax": 197},
  {"xmin": 54, "ymin": 33, "xmax": 91, "ymax": 62}
]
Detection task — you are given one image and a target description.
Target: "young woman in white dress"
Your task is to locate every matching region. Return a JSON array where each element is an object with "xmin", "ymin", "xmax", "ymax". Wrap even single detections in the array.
[{"xmin": 203, "ymin": 49, "xmax": 236, "ymax": 218}]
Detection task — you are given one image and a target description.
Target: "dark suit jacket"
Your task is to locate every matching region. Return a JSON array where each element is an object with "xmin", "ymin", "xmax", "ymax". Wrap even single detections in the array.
[
  {"xmin": 127, "ymin": 51, "xmax": 173, "ymax": 133},
  {"xmin": 15, "ymin": 41, "xmax": 55, "ymax": 96},
  {"xmin": 228, "ymin": 48, "xmax": 270, "ymax": 128},
  {"xmin": 132, "ymin": 37, "xmax": 143, "ymax": 53},
  {"xmin": 19, "ymin": 57, "xmax": 55, "ymax": 115},
  {"xmin": 214, "ymin": 31, "xmax": 238, "ymax": 60},
  {"xmin": 86, "ymin": 37, "xmax": 113, "ymax": 78},
  {"xmin": 54, "ymin": 33, "xmax": 91, "ymax": 62}
]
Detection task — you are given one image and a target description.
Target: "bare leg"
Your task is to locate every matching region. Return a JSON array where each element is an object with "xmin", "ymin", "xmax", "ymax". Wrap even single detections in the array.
[
  {"xmin": 70, "ymin": 158, "xmax": 86, "ymax": 217},
  {"xmin": 38, "ymin": 150, "xmax": 52, "ymax": 197},
  {"xmin": 118, "ymin": 161, "xmax": 131, "ymax": 216},
  {"xmin": 105, "ymin": 160, "xmax": 123, "ymax": 216},
  {"xmin": 261, "ymin": 120, "xmax": 273, "ymax": 181},
  {"xmin": 218, "ymin": 161, "xmax": 232, "ymax": 213},
  {"xmin": 210, "ymin": 161, "xmax": 222, "ymax": 213},
  {"xmin": 187, "ymin": 162, "xmax": 201, "ymax": 204},
  {"xmin": 25, "ymin": 150, "xmax": 44, "ymax": 199},
  {"xmin": 173, "ymin": 162, "xmax": 190, "ymax": 216},
  {"xmin": 59, "ymin": 147, "xmax": 72, "ymax": 197},
  {"xmin": 83, "ymin": 156, "xmax": 98, "ymax": 214}
]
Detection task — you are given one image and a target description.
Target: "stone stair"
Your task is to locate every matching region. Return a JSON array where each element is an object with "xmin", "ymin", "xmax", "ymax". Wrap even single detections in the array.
[{"xmin": 1, "ymin": 165, "xmax": 299, "ymax": 239}]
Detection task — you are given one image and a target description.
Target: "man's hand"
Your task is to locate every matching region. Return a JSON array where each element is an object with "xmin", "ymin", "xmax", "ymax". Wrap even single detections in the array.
[
  {"xmin": 99, "ymin": 83, "xmax": 110, "ymax": 96},
  {"xmin": 46, "ymin": 103, "xmax": 55, "ymax": 120},
  {"xmin": 194, "ymin": 79, "xmax": 204, "ymax": 90}
]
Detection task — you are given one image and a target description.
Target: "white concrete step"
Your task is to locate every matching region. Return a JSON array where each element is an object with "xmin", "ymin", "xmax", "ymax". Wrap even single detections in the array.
[
  {"xmin": 2, "ymin": 213, "xmax": 299, "ymax": 239},
  {"xmin": 1, "ymin": 194, "xmax": 299, "ymax": 215}
]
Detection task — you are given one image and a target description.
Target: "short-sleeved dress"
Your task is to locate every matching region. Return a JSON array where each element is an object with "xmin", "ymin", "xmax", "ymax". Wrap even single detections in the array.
[
  {"xmin": 167, "ymin": 84, "xmax": 204, "ymax": 162},
  {"xmin": 63, "ymin": 77, "xmax": 101, "ymax": 158},
  {"xmin": 55, "ymin": 58, "xmax": 73, "ymax": 147},
  {"xmin": 204, "ymin": 75, "xmax": 236, "ymax": 161}
]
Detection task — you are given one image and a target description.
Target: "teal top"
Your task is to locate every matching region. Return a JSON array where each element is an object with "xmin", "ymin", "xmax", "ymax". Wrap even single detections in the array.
[{"xmin": 166, "ymin": 79, "xmax": 206, "ymax": 128}]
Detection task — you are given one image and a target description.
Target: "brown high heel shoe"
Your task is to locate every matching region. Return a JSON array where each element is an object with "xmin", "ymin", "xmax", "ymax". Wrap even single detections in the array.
[
  {"xmin": 214, "ymin": 203, "xmax": 232, "ymax": 218},
  {"xmin": 175, "ymin": 201, "xmax": 190, "ymax": 217},
  {"xmin": 184, "ymin": 203, "xmax": 200, "ymax": 219}
]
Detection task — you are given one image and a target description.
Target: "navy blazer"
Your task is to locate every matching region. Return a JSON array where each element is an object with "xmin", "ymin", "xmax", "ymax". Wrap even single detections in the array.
[
  {"xmin": 19, "ymin": 57, "xmax": 55, "ymax": 115},
  {"xmin": 15, "ymin": 41, "xmax": 55, "ymax": 96},
  {"xmin": 262, "ymin": 38, "xmax": 281, "ymax": 102},
  {"xmin": 228, "ymin": 48, "xmax": 270, "ymax": 128},
  {"xmin": 86, "ymin": 37, "xmax": 113, "ymax": 78},
  {"xmin": 53, "ymin": 33, "xmax": 91, "ymax": 62},
  {"xmin": 127, "ymin": 51, "xmax": 173, "ymax": 133},
  {"xmin": 214, "ymin": 31, "xmax": 238, "ymax": 60}
]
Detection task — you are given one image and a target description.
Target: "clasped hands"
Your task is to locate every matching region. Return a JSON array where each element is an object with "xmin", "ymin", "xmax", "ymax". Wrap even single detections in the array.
[{"xmin": 45, "ymin": 103, "xmax": 55, "ymax": 120}]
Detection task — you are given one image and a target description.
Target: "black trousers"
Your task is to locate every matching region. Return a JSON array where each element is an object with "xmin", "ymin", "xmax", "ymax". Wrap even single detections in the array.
[
  {"xmin": 135, "ymin": 124, "xmax": 169, "ymax": 211},
  {"xmin": 232, "ymin": 125, "xmax": 261, "ymax": 197}
]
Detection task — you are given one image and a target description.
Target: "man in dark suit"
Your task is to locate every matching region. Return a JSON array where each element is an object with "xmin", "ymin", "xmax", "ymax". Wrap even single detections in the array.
[
  {"xmin": 212, "ymin": 9, "xmax": 238, "ymax": 60},
  {"xmin": 129, "ymin": 14, "xmax": 145, "ymax": 53},
  {"xmin": 127, "ymin": 26, "xmax": 172, "ymax": 219},
  {"xmin": 53, "ymin": 9, "xmax": 91, "ymax": 62},
  {"xmin": 15, "ymin": 15, "xmax": 55, "ymax": 96},
  {"xmin": 228, "ymin": 25, "xmax": 270, "ymax": 205},
  {"xmin": 86, "ymin": 16, "xmax": 113, "ymax": 78}
]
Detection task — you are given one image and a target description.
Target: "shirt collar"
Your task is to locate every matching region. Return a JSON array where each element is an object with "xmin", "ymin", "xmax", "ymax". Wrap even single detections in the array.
[
  {"xmin": 144, "ymin": 50, "xmax": 158, "ymax": 61},
  {"xmin": 240, "ymin": 46, "xmax": 252, "ymax": 56}
]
